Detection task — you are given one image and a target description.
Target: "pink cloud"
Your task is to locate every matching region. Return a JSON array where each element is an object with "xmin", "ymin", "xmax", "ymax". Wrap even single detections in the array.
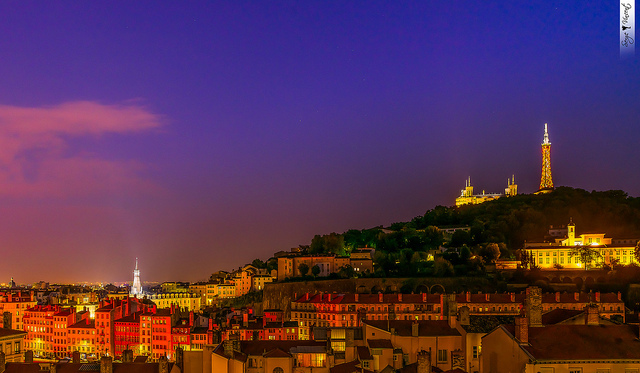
[{"xmin": 0, "ymin": 101, "xmax": 164, "ymax": 199}]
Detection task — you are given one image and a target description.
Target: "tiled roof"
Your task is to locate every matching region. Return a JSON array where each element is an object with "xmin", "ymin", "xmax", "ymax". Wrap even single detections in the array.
[
  {"xmin": 295, "ymin": 293, "xmax": 442, "ymax": 304},
  {"xmin": 69, "ymin": 319, "xmax": 95, "ymax": 329},
  {"xmin": 330, "ymin": 360, "xmax": 374, "ymax": 373},
  {"xmin": 3, "ymin": 363, "xmax": 40, "ymax": 373},
  {"xmin": 364, "ymin": 320, "xmax": 460, "ymax": 337},
  {"xmin": 461, "ymin": 315, "xmax": 515, "ymax": 333},
  {"xmin": 356, "ymin": 345, "xmax": 373, "ymax": 360},
  {"xmin": 541, "ymin": 309, "xmax": 584, "ymax": 325},
  {"xmin": 239, "ymin": 340, "xmax": 325, "ymax": 356},
  {"xmin": 503, "ymin": 324, "xmax": 640, "ymax": 359},
  {"xmin": 368, "ymin": 339, "xmax": 394, "ymax": 349},
  {"xmin": 263, "ymin": 348, "xmax": 292, "ymax": 358},
  {"xmin": 0, "ymin": 329, "xmax": 26, "ymax": 338}
]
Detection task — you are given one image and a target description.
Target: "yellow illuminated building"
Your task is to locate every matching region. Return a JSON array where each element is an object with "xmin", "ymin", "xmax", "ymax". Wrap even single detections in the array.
[
  {"xmin": 524, "ymin": 220, "xmax": 638, "ymax": 269},
  {"xmin": 455, "ymin": 176, "xmax": 517, "ymax": 207}
]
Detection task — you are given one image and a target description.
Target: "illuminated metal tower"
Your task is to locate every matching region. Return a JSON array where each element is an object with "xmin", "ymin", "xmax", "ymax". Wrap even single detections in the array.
[
  {"xmin": 131, "ymin": 258, "xmax": 142, "ymax": 297},
  {"xmin": 539, "ymin": 123, "xmax": 553, "ymax": 190}
]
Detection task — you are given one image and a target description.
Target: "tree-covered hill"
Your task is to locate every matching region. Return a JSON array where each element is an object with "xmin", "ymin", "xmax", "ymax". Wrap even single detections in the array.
[{"xmin": 296, "ymin": 187, "xmax": 640, "ymax": 277}]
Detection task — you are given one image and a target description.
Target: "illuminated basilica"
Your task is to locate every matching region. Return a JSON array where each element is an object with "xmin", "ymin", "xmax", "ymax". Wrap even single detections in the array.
[{"xmin": 455, "ymin": 176, "xmax": 518, "ymax": 207}]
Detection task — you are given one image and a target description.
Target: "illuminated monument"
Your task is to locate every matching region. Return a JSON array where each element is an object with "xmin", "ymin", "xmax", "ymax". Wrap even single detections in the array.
[
  {"xmin": 538, "ymin": 123, "xmax": 554, "ymax": 192},
  {"xmin": 455, "ymin": 175, "xmax": 517, "ymax": 207},
  {"xmin": 130, "ymin": 258, "xmax": 142, "ymax": 296}
]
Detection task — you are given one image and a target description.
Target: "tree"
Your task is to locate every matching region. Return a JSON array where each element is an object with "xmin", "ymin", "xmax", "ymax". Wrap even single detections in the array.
[
  {"xmin": 568, "ymin": 245, "xmax": 602, "ymax": 270},
  {"xmin": 338, "ymin": 265, "xmax": 355, "ymax": 278},
  {"xmin": 433, "ymin": 258, "xmax": 455, "ymax": 277},
  {"xmin": 251, "ymin": 259, "xmax": 266, "ymax": 269},
  {"xmin": 634, "ymin": 241, "xmax": 640, "ymax": 263},
  {"xmin": 298, "ymin": 263, "xmax": 310, "ymax": 277},
  {"xmin": 479, "ymin": 243, "xmax": 501, "ymax": 263},
  {"xmin": 311, "ymin": 265, "xmax": 321, "ymax": 278},
  {"xmin": 553, "ymin": 263, "xmax": 564, "ymax": 270}
]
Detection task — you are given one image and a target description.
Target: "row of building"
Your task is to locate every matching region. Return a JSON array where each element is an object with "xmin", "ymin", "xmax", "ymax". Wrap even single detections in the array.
[{"xmin": 1, "ymin": 286, "xmax": 639, "ymax": 373}]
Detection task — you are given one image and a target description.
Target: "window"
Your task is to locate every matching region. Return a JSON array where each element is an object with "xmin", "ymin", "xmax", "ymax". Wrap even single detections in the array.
[
  {"xmin": 437, "ymin": 349, "xmax": 447, "ymax": 363},
  {"xmin": 569, "ymin": 369, "xmax": 582, "ymax": 373},
  {"xmin": 472, "ymin": 345, "xmax": 480, "ymax": 359}
]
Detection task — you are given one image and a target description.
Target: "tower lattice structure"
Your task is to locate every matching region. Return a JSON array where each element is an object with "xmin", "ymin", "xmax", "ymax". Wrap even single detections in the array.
[
  {"xmin": 539, "ymin": 123, "xmax": 553, "ymax": 190},
  {"xmin": 131, "ymin": 258, "xmax": 142, "ymax": 296}
]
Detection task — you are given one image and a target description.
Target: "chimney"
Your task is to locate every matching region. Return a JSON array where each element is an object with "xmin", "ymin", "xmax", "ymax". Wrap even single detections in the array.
[
  {"xmin": 618, "ymin": 292, "xmax": 622, "ymax": 301},
  {"xmin": 379, "ymin": 293, "xmax": 383, "ymax": 302},
  {"xmin": 305, "ymin": 293, "xmax": 310, "ymax": 301},
  {"xmin": 208, "ymin": 317, "xmax": 213, "ymax": 331},
  {"xmin": 24, "ymin": 350, "xmax": 33, "ymax": 363},
  {"xmin": 574, "ymin": 292, "xmax": 579, "ymax": 301},
  {"xmin": 72, "ymin": 351, "xmax": 80, "ymax": 364},
  {"xmin": 122, "ymin": 349, "xmax": 133, "ymax": 363},
  {"xmin": 100, "ymin": 356, "xmax": 113, "ymax": 373},
  {"xmin": 458, "ymin": 306, "xmax": 470, "ymax": 326},
  {"xmin": 514, "ymin": 316, "xmax": 528, "ymax": 344},
  {"xmin": 525, "ymin": 287, "xmax": 542, "ymax": 327},
  {"xmin": 412, "ymin": 321, "xmax": 419, "ymax": 337},
  {"xmin": 485, "ymin": 293, "xmax": 490, "ymax": 302},
  {"xmin": 355, "ymin": 294, "xmax": 358, "ymax": 302},
  {"xmin": 328, "ymin": 294, "xmax": 332, "ymax": 302},
  {"xmin": 398, "ymin": 294, "xmax": 402, "ymax": 302},
  {"xmin": 417, "ymin": 350, "xmax": 431, "ymax": 373},
  {"xmin": 390, "ymin": 327, "xmax": 395, "ymax": 335},
  {"xmin": 555, "ymin": 292, "xmax": 560, "ymax": 302},
  {"xmin": 223, "ymin": 340, "xmax": 234, "ymax": 358},
  {"xmin": 159, "ymin": 356, "xmax": 169, "ymax": 373},
  {"xmin": 422, "ymin": 293, "xmax": 427, "ymax": 302},
  {"xmin": 0, "ymin": 351, "xmax": 5, "ymax": 373},
  {"xmin": 242, "ymin": 313, "xmax": 248, "ymax": 328},
  {"xmin": 586, "ymin": 304, "xmax": 599, "ymax": 326},
  {"xmin": 595, "ymin": 292, "xmax": 601, "ymax": 303},
  {"xmin": 510, "ymin": 293, "xmax": 515, "ymax": 302},
  {"xmin": 466, "ymin": 292, "xmax": 470, "ymax": 302}
]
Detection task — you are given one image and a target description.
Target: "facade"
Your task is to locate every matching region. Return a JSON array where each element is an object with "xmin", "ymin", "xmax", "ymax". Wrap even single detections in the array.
[
  {"xmin": 0, "ymin": 329, "xmax": 26, "ymax": 362},
  {"xmin": 0, "ymin": 291, "xmax": 37, "ymax": 331},
  {"xmin": 67, "ymin": 317, "xmax": 97, "ymax": 359},
  {"xmin": 114, "ymin": 311, "xmax": 141, "ymax": 358},
  {"xmin": 291, "ymin": 293, "xmax": 445, "ymax": 340},
  {"xmin": 23, "ymin": 305, "xmax": 78, "ymax": 358},
  {"xmin": 147, "ymin": 293, "xmax": 201, "ymax": 312},
  {"xmin": 277, "ymin": 250, "xmax": 374, "ymax": 281},
  {"xmin": 455, "ymin": 176, "xmax": 518, "ymax": 207},
  {"xmin": 524, "ymin": 221, "xmax": 639, "ymax": 269},
  {"xmin": 362, "ymin": 320, "xmax": 463, "ymax": 371}
]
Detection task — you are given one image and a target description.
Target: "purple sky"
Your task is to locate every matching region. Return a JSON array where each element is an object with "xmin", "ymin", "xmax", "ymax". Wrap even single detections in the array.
[{"xmin": 0, "ymin": 1, "xmax": 638, "ymax": 284}]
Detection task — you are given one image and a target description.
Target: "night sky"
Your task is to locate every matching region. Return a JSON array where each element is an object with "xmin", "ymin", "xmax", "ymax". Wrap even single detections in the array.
[{"xmin": 1, "ymin": 1, "xmax": 638, "ymax": 284}]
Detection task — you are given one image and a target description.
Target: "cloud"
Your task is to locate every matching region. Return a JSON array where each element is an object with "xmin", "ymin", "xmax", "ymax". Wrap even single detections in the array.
[{"xmin": 0, "ymin": 101, "xmax": 164, "ymax": 199}]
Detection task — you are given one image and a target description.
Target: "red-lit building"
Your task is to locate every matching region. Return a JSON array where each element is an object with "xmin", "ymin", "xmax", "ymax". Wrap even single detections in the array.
[
  {"xmin": 23, "ymin": 305, "xmax": 77, "ymax": 358},
  {"xmin": 150, "ymin": 308, "xmax": 172, "ymax": 360},
  {"xmin": 171, "ymin": 314, "xmax": 192, "ymax": 352},
  {"xmin": 52, "ymin": 308, "xmax": 77, "ymax": 358},
  {"xmin": 114, "ymin": 311, "xmax": 142, "ymax": 358},
  {"xmin": 67, "ymin": 317, "xmax": 96, "ymax": 359}
]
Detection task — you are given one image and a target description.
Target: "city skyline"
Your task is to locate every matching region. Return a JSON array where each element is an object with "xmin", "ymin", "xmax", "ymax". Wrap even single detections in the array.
[{"xmin": 0, "ymin": 2, "xmax": 638, "ymax": 283}]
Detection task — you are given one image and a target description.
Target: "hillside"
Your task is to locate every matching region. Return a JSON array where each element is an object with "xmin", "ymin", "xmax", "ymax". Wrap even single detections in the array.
[{"xmin": 292, "ymin": 187, "xmax": 640, "ymax": 277}]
